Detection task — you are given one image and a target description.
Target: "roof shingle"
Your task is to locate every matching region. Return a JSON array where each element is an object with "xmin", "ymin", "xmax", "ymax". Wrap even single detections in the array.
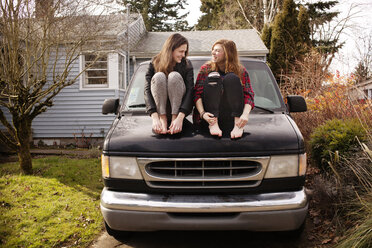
[{"xmin": 131, "ymin": 29, "xmax": 268, "ymax": 58}]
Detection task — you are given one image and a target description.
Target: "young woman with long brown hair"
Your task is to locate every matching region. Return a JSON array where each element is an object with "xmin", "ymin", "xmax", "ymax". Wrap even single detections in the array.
[
  {"xmin": 144, "ymin": 33, "xmax": 194, "ymax": 135},
  {"xmin": 194, "ymin": 39, "xmax": 255, "ymax": 139}
]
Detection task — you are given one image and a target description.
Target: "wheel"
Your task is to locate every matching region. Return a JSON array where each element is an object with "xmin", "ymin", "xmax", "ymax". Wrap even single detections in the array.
[
  {"xmin": 283, "ymin": 219, "xmax": 306, "ymax": 239},
  {"xmin": 105, "ymin": 221, "xmax": 133, "ymax": 241}
]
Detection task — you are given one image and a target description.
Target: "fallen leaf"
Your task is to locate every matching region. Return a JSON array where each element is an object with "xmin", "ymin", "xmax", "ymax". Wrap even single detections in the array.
[
  {"xmin": 308, "ymin": 235, "xmax": 316, "ymax": 241},
  {"xmin": 313, "ymin": 217, "xmax": 321, "ymax": 225},
  {"xmin": 309, "ymin": 209, "xmax": 320, "ymax": 217},
  {"xmin": 324, "ymin": 220, "xmax": 331, "ymax": 225},
  {"xmin": 322, "ymin": 239, "xmax": 332, "ymax": 244},
  {"xmin": 333, "ymin": 237, "xmax": 340, "ymax": 243}
]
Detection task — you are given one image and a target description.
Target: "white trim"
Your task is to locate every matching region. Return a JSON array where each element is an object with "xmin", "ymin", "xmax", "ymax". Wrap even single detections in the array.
[
  {"xmin": 79, "ymin": 53, "xmax": 110, "ymax": 90},
  {"xmin": 118, "ymin": 52, "xmax": 126, "ymax": 90},
  {"xmin": 108, "ymin": 53, "xmax": 118, "ymax": 89},
  {"xmin": 79, "ymin": 52, "xmax": 128, "ymax": 91}
]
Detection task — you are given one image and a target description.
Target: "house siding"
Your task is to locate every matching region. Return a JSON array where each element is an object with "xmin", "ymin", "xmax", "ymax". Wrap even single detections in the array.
[
  {"xmin": 32, "ymin": 89, "xmax": 118, "ymax": 138},
  {"xmin": 349, "ymin": 79, "xmax": 372, "ymax": 101},
  {"xmin": 0, "ymin": 57, "xmax": 122, "ymax": 140},
  {"xmin": 32, "ymin": 58, "xmax": 121, "ymax": 138}
]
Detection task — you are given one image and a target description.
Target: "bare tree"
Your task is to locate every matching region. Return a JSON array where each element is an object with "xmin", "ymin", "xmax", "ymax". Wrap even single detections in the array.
[
  {"xmin": 353, "ymin": 32, "xmax": 372, "ymax": 82},
  {"xmin": 236, "ymin": 0, "xmax": 282, "ymax": 33},
  {"xmin": 314, "ymin": 2, "xmax": 362, "ymax": 71},
  {"xmin": 262, "ymin": 0, "xmax": 281, "ymax": 25},
  {"xmin": 280, "ymin": 50, "xmax": 329, "ymax": 96},
  {"xmin": 197, "ymin": 0, "xmax": 282, "ymax": 32},
  {"xmin": 0, "ymin": 0, "xmax": 115, "ymax": 174}
]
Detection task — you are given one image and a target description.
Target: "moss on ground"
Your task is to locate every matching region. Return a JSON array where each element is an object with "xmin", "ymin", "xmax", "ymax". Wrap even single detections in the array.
[{"xmin": 0, "ymin": 156, "xmax": 103, "ymax": 247}]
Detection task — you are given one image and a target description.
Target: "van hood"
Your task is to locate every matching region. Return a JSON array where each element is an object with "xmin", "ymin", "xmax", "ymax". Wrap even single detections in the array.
[{"xmin": 104, "ymin": 113, "xmax": 304, "ymax": 157}]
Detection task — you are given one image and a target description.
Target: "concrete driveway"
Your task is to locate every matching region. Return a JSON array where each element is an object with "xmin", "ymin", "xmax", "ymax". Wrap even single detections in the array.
[{"xmin": 90, "ymin": 226, "xmax": 311, "ymax": 248}]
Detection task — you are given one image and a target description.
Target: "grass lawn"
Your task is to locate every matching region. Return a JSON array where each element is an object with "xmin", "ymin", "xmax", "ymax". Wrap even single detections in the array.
[{"xmin": 0, "ymin": 156, "xmax": 103, "ymax": 247}]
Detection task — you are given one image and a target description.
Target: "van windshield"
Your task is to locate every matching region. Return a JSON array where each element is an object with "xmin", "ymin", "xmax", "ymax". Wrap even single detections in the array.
[{"xmin": 123, "ymin": 59, "xmax": 285, "ymax": 112}]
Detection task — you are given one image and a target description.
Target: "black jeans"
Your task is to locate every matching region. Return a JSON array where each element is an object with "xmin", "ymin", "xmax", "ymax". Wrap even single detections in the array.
[{"xmin": 203, "ymin": 72, "xmax": 244, "ymax": 132}]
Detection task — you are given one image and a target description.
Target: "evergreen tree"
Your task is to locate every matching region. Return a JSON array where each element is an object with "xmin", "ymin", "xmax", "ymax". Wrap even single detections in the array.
[
  {"xmin": 196, "ymin": 0, "xmax": 225, "ymax": 30},
  {"xmin": 305, "ymin": 1, "xmax": 342, "ymax": 55},
  {"xmin": 117, "ymin": 0, "xmax": 190, "ymax": 31},
  {"xmin": 268, "ymin": 0, "xmax": 299, "ymax": 78},
  {"xmin": 261, "ymin": 23, "xmax": 272, "ymax": 50},
  {"xmin": 353, "ymin": 61, "xmax": 370, "ymax": 83},
  {"xmin": 297, "ymin": 5, "xmax": 311, "ymax": 56}
]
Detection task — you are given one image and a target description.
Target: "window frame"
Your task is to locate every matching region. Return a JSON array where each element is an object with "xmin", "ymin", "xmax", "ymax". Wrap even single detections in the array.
[
  {"xmin": 81, "ymin": 53, "xmax": 109, "ymax": 88},
  {"xmin": 118, "ymin": 53, "xmax": 126, "ymax": 90}
]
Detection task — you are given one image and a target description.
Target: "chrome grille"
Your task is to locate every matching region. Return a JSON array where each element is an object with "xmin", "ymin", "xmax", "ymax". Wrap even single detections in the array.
[
  {"xmin": 137, "ymin": 157, "xmax": 270, "ymax": 189},
  {"xmin": 148, "ymin": 160, "xmax": 260, "ymax": 178}
]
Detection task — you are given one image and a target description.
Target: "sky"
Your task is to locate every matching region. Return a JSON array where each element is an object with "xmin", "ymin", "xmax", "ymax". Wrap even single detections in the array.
[
  {"xmin": 331, "ymin": 0, "xmax": 372, "ymax": 74},
  {"xmin": 183, "ymin": 0, "xmax": 372, "ymax": 75},
  {"xmin": 184, "ymin": 0, "xmax": 202, "ymax": 26}
]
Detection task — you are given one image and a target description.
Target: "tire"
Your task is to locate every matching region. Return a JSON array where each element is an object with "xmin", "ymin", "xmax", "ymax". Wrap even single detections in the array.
[
  {"xmin": 283, "ymin": 219, "xmax": 306, "ymax": 239},
  {"xmin": 105, "ymin": 221, "xmax": 133, "ymax": 241}
]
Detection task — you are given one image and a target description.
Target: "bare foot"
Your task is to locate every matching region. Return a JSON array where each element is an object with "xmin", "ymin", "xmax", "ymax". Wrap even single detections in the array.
[
  {"xmin": 159, "ymin": 115, "xmax": 168, "ymax": 134},
  {"xmin": 231, "ymin": 117, "xmax": 244, "ymax": 139},
  {"xmin": 230, "ymin": 125, "xmax": 244, "ymax": 139},
  {"xmin": 168, "ymin": 114, "xmax": 183, "ymax": 134},
  {"xmin": 209, "ymin": 122, "xmax": 222, "ymax": 137}
]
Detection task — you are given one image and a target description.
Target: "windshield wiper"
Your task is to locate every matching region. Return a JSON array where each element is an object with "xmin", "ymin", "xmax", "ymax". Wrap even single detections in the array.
[
  {"xmin": 128, "ymin": 103, "xmax": 146, "ymax": 108},
  {"xmin": 254, "ymin": 105, "xmax": 274, "ymax": 113}
]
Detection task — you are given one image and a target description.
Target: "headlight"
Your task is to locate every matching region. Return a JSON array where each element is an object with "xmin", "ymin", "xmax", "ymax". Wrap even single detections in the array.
[
  {"xmin": 101, "ymin": 155, "xmax": 143, "ymax": 179},
  {"xmin": 264, "ymin": 154, "xmax": 306, "ymax": 178}
]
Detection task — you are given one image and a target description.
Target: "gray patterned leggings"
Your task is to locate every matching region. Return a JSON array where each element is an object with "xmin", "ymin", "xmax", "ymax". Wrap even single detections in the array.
[{"xmin": 151, "ymin": 71, "xmax": 186, "ymax": 115}]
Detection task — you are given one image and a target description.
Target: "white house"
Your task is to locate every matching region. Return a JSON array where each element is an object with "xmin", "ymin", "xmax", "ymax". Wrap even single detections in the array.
[{"xmin": 349, "ymin": 78, "xmax": 372, "ymax": 102}]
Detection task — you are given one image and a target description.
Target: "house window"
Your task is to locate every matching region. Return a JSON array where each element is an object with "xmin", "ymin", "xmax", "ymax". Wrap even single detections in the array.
[
  {"xmin": 83, "ymin": 54, "xmax": 108, "ymax": 87},
  {"xmin": 118, "ymin": 54, "xmax": 125, "ymax": 89}
]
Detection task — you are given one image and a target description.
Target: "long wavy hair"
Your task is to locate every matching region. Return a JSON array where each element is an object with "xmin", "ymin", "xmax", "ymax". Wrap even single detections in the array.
[
  {"xmin": 210, "ymin": 39, "xmax": 243, "ymax": 81},
  {"xmin": 152, "ymin": 33, "xmax": 189, "ymax": 75}
]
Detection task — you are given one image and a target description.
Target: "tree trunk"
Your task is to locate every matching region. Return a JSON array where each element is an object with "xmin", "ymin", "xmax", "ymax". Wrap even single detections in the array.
[{"xmin": 17, "ymin": 120, "xmax": 33, "ymax": 175}]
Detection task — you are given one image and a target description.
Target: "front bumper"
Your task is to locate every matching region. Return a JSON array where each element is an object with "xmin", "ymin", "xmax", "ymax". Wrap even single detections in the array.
[{"xmin": 101, "ymin": 187, "xmax": 308, "ymax": 231}]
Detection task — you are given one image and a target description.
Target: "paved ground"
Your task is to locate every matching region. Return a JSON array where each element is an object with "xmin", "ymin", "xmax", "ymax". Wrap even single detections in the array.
[{"xmin": 90, "ymin": 221, "xmax": 312, "ymax": 248}]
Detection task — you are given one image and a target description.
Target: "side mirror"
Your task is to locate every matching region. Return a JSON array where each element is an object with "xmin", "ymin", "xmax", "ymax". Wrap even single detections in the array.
[
  {"xmin": 286, "ymin": 95, "xmax": 307, "ymax": 112},
  {"xmin": 102, "ymin": 98, "xmax": 120, "ymax": 115}
]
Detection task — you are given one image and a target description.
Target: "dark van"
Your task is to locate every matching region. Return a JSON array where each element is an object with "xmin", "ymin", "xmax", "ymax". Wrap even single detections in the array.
[{"xmin": 101, "ymin": 57, "xmax": 308, "ymax": 236}]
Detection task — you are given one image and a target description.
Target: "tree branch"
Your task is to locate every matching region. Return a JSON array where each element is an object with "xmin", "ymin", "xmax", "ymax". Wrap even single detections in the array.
[
  {"xmin": 236, "ymin": 0, "xmax": 260, "ymax": 35},
  {"xmin": 0, "ymin": 108, "xmax": 16, "ymax": 140},
  {"xmin": 0, "ymin": 130, "xmax": 18, "ymax": 151}
]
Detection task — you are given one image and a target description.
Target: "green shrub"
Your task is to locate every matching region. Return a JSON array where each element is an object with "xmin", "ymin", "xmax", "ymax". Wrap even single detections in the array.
[{"xmin": 310, "ymin": 118, "xmax": 366, "ymax": 170}]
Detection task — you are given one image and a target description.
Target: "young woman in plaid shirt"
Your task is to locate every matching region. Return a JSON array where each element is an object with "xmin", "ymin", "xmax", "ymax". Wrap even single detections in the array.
[{"xmin": 194, "ymin": 39, "xmax": 255, "ymax": 139}]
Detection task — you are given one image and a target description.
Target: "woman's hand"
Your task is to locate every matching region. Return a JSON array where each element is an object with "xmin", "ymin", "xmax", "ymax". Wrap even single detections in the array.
[
  {"xmin": 235, "ymin": 113, "xmax": 249, "ymax": 128},
  {"xmin": 235, "ymin": 104, "xmax": 252, "ymax": 128},
  {"xmin": 196, "ymin": 99, "xmax": 217, "ymax": 126},
  {"xmin": 202, "ymin": 112, "xmax": 217, "ymax": 126}
]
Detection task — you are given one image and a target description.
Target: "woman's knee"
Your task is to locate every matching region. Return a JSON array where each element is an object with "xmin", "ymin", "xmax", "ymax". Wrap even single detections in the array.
[
  {"xmin": 152, "ymin": 72, "xmax": 167, "ymax": 84},
  {"xmin": 223, "ymin": 73, "xmax": 240, "ymax": 85},
  {"xmin": 168, "ymin": 71, "xmax": 185, "ymax": 93},
  {"xmin": 168, "ymin": 71, "xmax": 183, "ymax": 85}
]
